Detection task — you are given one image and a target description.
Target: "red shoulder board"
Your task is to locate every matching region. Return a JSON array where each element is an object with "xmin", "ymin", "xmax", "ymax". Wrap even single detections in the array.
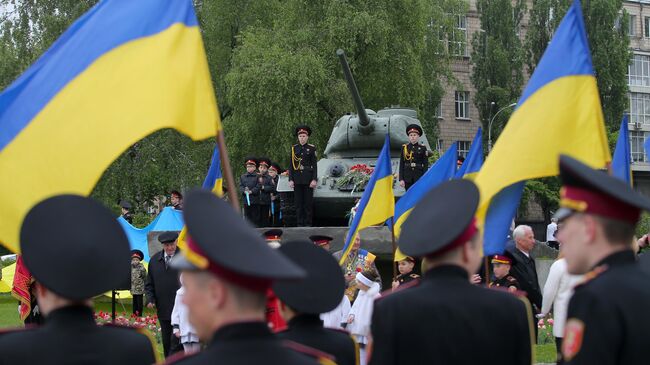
[
  {"xmin": 575, "ymin": 265, "xmax": 608, "ymax": 289},
  {"xmin": 282, "ymin": 339, "xmax": 336, "ymax": 364}
]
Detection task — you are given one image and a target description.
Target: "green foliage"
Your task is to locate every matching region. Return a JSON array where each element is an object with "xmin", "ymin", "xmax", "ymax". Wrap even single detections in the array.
[
  {"xmin": 471, "ymin": 0, "xmax": 526, "ymax": 143},
  {"xmin": 523, "ymin": 177, "xmax": 561, "ymax": 220},
  {"xmin": 636, "ymin": 212, "xmax": 650, "ymax": 238}
]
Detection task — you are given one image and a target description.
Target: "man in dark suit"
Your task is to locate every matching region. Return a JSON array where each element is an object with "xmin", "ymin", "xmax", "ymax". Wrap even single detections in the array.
[
  {"xmin": 145, "ymin": 230, "xmax": 181, "ymax": 357},
  {"xmin": 274, "ymin": 240, "xmax": 359, "ymax": 365},
  {"xmin": 505, "ymin": 225, "xmax": 543, "ymax": 312},
  {"xmin": 369, "ymin": 180, "xmax": 533, "ymax": 365},
  {"xmin": 288, "ymin": 125, "xmax": 318, "ymax": 227},
  {"xmin": 164, "ymin": 190, "xmax": 326, "ymax": 365},
  {"xmin": 554, "ymin": 155, "xmax": 650, "ymax": 364},
  {"xmin": 0, "ymin": 195, "xmax": 157, "ymax": 365}
]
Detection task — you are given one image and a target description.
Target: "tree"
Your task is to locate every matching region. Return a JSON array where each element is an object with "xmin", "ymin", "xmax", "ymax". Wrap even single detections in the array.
[{"xmin": 470, "ymin": 0, "xmax": 526, "ymax": 145}]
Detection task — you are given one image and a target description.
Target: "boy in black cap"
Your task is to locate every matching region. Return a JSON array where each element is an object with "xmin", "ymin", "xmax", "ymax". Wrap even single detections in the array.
[
  {"xmin": 165, "ymin": 190, "xmax": 327, "ymax": 365},
  {"xmin": 274, "ymin": 241, "xmax": 359, "ymax": 365},
  {"xmin": 131, "ymin": 249, "xmax": 147, "ymax": 316},
  {"xmin": 268, "ymin": 162, "xmax": 283, "ymax": 226},
  {"xmin": 398, "ymin": 124, "xmax": 428, "ymax": 190},
  {"xmin": 288, "ymin": 125, "xmax": 318, "ymax": 227},
  {"xmin": 257, "ymin": 157, "xmax": 275, "ymax": 227},
  {"xmin": 145, "ymin": 230, "xmax": 181, "ymax": 357},
  {"xmin": 369, "ymin": 180, "xmax": 533, "ymax": 365},
  {"xmin": 120, "ymin": 200, "xmax": 133, "ymax": 224},
  {"xmin": 0, "ymin": 195, "xmax": 157, "ymax": 364},
  {"xmin": 553, "ymin": 155, "xmax": 650, "ymax": 364},
  {"xmin": 240, "ymin": 157, "xmax": 260, "ymax": 226}
]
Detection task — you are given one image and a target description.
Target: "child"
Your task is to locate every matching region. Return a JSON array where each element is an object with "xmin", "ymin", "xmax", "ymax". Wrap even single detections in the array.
[
  {"xmin": 347, "ymin": 269, "xmax": 381, "ymax": 365},
  {"xmin": 239, "ymin": 157, "xmax": 260, "ymax": 226},
  {"xmin": 130, "ymin": 249, "xmax": 146, "ymax": 316},
  {"xmin": 391, "ymin": 256, "xmax": 420, "ymax": 290},
  {"xmin": 256, "ymin": 158, "xmax": 275, "ymax": 227},
  {"xmin": 489, "ymin": 255, "xmax": 520, "ymax": 292},
  {"xmin": 171, "ymin": 274, "xmax": 200, "ymax": 354}
]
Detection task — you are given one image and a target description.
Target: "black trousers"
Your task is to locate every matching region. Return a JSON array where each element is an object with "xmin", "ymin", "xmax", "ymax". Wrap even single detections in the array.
[
  {"xmin": 243, "ymin": 203, "xmax": 260, "ymax": 227},
  {"xmin": 404, "ymin": 181, "xmax": 415, "ymax": 190},
  {"xmin": 555, "ymin": 336, "xmax": 564, "ymax": 364},
  {"xmin": 293, "ymin": 184, "xmax": 313, "ymax": 226},
  {"xmin": 258, "ymin": 204, "xmax": 270, "ymax": 227},
  {"xmin": 160, "ymin": 319, "xmax": 181, "ymax": 358},
  {"xmin": 132, "ymin": 294, "xmax": 143, "ymax": 316}
]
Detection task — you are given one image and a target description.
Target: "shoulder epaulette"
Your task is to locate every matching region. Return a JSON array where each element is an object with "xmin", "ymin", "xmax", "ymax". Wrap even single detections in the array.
[
  {"xmin": 308, "ymin": 143, "xmax": 315, "ymax": 147},
  {"xmin": 575, "ymin": 264, "xmax": 608, "ymax": 289},
  {"xmin": 506, "ymin": 276, "xmax": 518, "ymax": 282},
  {"xmin": 282, "ymin": 339, "xmax": 336, "ymax": 365},
  {"xmin": 409, "ymin": 273, "xmax": 420, "ymax": 278}
]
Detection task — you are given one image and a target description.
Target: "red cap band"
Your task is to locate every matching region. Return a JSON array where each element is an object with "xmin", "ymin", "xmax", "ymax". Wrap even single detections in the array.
[
  {"xmin": 246, "ymin": 160, "xmax": 256, "ymax": 166},
  {"xmin": 561, "ymin": 186, "xmax": 640, "ymax": 224},
  {"xmin": 186, "ymin": 237, "xmax": 271, "ymax": 292},
  {"xmin": 298, "ymin": 129, "xmax": 309, "ymax": 135},
  {"xmin": 313, "ymin": 240, "xmax": 329, "ymax": 246},
  {"xmin": 429, "ymin": 217, "xmax": 478, "ymax": 257},
  {"xmin": 265, "ymin": 236, "xmax": 281, "ymax": 241},
  {"xmin": 491, "ymin": 255, "xmax": 511, "ymax": 265},
  {"xmin": 259, "ymin": 161, "xmax": 269, "ymax": 167},
  {"xmin": 407, "ymin": 128, "xmax": 420, "ymax": 135}
]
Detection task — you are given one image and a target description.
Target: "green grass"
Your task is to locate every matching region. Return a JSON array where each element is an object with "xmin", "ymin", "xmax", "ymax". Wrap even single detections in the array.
[{"xmin": 535, "ymin": 343, "xmax": 557, "ymax": 363}]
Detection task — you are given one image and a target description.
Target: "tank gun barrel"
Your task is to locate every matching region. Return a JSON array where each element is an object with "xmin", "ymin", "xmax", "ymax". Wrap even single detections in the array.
[{"xmin": 336, "ymin": 49, "xmax": 372, "ymax": 130}]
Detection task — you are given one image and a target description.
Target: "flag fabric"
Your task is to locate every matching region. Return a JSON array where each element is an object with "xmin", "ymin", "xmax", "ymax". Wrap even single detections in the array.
[
  {"xmin": 474, "ymin": 0, "xmax": 611, "ymax": 256},
  {"xmin": 11, "ymin": 255, "xmax": 32, "ymax": 321},
  {"xmin": 0, "ymin": 0, "xmax": 220, "ymax": 253},
  {"xmin": 393, "ymin": 143, "xmax": 457, "ymax": 262},
  {"xmin": 455, "ymin": 128, "xmax": 483, "ymax": 179},
  {"xmin": 612, "ymin": 115, "xmax": 632, "ymax": 185},
  {"xmin": 202, "ymin": 145, "xmax": 224, "ymax": 196},
  {"xmin": 340, "ymin": 135, "xmax": 395, "ymax": 266},
  {"xmin": 645, "ymin": 134, "xmax": 650, "ymax": 163}
]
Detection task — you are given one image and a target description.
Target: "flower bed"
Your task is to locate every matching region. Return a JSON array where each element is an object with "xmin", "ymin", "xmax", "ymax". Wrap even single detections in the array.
[
  {"xmin": 95, "ymin": 310, "xmax": 162, "ymax": 344},
  {"xmin": 537, "ymin": 317, "xmax": 555, "ymax": 344}
]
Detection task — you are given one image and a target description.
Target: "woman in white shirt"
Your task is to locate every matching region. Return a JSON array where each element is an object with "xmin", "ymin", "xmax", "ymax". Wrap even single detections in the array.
[{"xmin": 539, "ymin": 252, "xmax": 583, "ymax": 363}]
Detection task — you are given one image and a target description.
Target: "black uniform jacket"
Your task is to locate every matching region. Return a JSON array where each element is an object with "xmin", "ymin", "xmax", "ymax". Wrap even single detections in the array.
[
  {"xmin": 489, "ymin": 275, "xmax": 520, "ymax": 290},
  {"xmin": 277, "ymin": 314, "xmax": 359, "ymax": 365},
  {"xmin": 257, "ymin": 173, "xmax": 275, "ymax": 205},
  {"xmin": 145, "ymin": 248, "xmax": 180, "ymax": 320},
  {"xmin": 505, "ymin": 244, "xmax": 542, "ymax": 310},
  {"xmin": 166, "ymin": 321, "xmax": 324, "ymax": 365},
  {"xmin": 240, "ymin": 172, "xmax": 260, "ymax": 205},
  {"xmin": 289, "ymin": 144, "xmax": 317, "ymax": 185},
  {"xmin": 369, "ymin": 265, "xmax": 533, "ymax": 365},
  {"xmin": 0, "ymin": 305, "xmax": 157, "ymax": 365},
  {"xmin": 563, "ymin": 250, "xmax": 650, "ymax": 365},
  {"xmin": 398, "ymin": 142, "xmax": 428, "ymax": 184}
]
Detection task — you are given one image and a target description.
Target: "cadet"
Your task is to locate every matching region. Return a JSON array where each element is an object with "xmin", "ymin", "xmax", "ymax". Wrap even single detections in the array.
[
  {"xmin": 166, "ymin": 190, "xmax": 328, "ymax": 365},
  {"xmin": 554, "ymin": 155, "xmax": 650, "ymax": 364},
  {"xmin": 257, "ymin": 157, "xmax": 275, "ymax": 228},
  {"xmin": 391, "ymin": 256, "xmax": 420, "ymax": 290},
  {"xmin": 369, "ymin": 180, "xmax": 533, "ymax": 365},
  {"xmin": 489, "ymin": 255, "xmax": 520, "ymax": 292},
  {"xmin": 274, "ymin": 241, "xmax": 359, "ymax": 365},
  {"xmin": 288, "ymin": 125, "xmax": 318, "ymax": 227},
  {"xmin": 269, "ymin": 162, "xmax": 283, "ymax": 226},
  {"xmin": 239, "ymin": 157, "xmax": 260, "ymax": 226},
  {"xmin": 120, "ymin": 200, "xmax": 133, "ymax": 224},
  {"xmin": 0, "ymin": 195, "xmax": 158, "ymax": 365},
  {"xmin": 398, "ymin": 124, "xmax": 428, "ymax": 190}
]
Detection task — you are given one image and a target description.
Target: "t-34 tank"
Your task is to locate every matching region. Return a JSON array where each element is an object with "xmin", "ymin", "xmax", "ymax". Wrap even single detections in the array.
[{"xmin": 303, "ymin": 49, "xmax": 432, "ymax": 226}]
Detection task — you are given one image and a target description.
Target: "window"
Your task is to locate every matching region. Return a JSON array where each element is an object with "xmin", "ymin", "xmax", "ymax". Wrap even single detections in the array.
[
  {"xmin": 449, "ymin": 15, "xmax": 467, "ymax": 57},
  {"xmin": 645, "ymin": 17, "xmax": 650, "ymax": 37},
  {"xmin": 630, "ymin": 131, "xmax": 648, "ymax": 163},
  {"xmin": 630, "ymin": 15, "xmax": 637, "ymax": 37},
  {"xmin": 457, "ymin": 141, "xmax": 471, "ymax": 158},
  {"xmin": 435, "ymin": 100, "xmax": 443, "ymax": 118},
  {"xmin": 436, "ymin": 139, "xmax": 444, "ymax": 154},
  {"xmin": 629, "ymin": 54, "xmax": 650, "ymax": 87},
  {"xmin": 630, "ymin": 92, "xmax": 650, "ymax": 125},
  {"xmin": 455, "ymin": 91, "xmax": 470, "ymax": 119}
]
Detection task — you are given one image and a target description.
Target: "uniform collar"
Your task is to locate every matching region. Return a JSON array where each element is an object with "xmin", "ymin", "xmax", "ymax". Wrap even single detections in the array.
[
  {"xmin": 287, "ymin": 314, "xmax": 323, "ymax": 328},
  {"xmin": 424, "ymin": 264, "xmax": 469, "ymax": 282},
  {"xmin": 45, "ymin": 305, "xmax": 95, "ymax": 328},
  {"xmin": 210, "ymin": 321, "xmax": 273, "ymax": 345},
  {"xmin": 594, "ymin": 250, "xmax": 636, "ymax": 269}
]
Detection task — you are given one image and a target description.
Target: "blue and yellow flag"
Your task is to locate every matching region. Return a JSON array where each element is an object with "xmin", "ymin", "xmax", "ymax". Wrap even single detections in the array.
[
  {"xmin": 393, "ymin": 142, "xmax": 457, "ymax": 261},
  {"xmin": 455, "ymin": 128, "xmax": 483, "ymax": 179},
  {"xmin": 474, "ymin": 0, "xmax": 610, "ymax": 256},
  {"xmin": 202, "ymin": 145, "xmax": 224, "ymax": 196},
  {"xmin": 612, "ymin": 115, "xmax": 632, "ymax": 186},
  {"xmin": 340, "ymin": 135, "xmax": 394, "ymax": 265},
  {"xmin": 0, "ymin": 1, "xmax": 220, "ymax": 252}
]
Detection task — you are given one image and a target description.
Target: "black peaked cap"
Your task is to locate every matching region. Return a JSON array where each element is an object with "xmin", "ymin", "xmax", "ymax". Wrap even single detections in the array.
[
  {"xmin": 399, "ymin": 179, "xmax": 479, "ymax": 257},
  {"xmin": 20, "ymin": 195, "xmax": 131, "ymax": 301},
  {"xmin": 406, "ymin": 124, "xmax": 423, "ymax": 136},
  {"xmin": 172, "ymin": 189, "xmax": 305, "ymax": 280},
  {"xmin": 158, "ymin": 231, "xmax": 179, "ymax": 244},
  {"xmin": 273, "ymin": 240, "xmax": 345, "ymax": 314}
]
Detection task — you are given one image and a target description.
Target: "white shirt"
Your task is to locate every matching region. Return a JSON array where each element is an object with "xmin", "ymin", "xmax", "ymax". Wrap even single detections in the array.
[
  {"xmin": 321, "ymin": 295, "xmax": 351, "ymax": 330},
  {"xmin": 540, "ymin": 258, "xmax": 583, "ymax": 337},
  {"xmin": 546, "ymin": 222, "xmax": 558, "ymax": 242},
  {"xmin": 171, "ymin": 286, "xmax": 199, "ymax": 344}
]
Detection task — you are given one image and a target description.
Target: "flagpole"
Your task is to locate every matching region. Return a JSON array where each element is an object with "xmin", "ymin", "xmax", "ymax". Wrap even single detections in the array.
[
  {"xmin": 216, "ymin": 130, "xmax": 240, "ymax": 212},
  {"xmin": 483, "ymin": 256, "xmax": 489, "ymax": 285},
  {"xmin": 390, "ymin": 218, "xmax": 397, "ymax": 280}
]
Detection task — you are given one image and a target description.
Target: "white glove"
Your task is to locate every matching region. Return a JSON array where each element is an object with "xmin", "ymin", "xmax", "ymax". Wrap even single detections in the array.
[{"xmin": 535, "ymin": 313, "xmax": 545, "ymax": 319}]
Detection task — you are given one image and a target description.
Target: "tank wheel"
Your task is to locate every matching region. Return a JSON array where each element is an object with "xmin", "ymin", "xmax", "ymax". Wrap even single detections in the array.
[{"xmin": 279, "ymin": 192, "xmax": 297, "ymax": 227}]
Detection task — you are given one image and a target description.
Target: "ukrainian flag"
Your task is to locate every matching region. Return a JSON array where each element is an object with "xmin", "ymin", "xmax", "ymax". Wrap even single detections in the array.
[
  {"xmin": 474, "ymin": 0, "xmax": 610, "ymax": 255},
  {"xmin": 612, "ymin": 115, "xmax": 632, "ymax": 186},
  {"xmin": 0, "ymin": 1, "xmax": 220, "ymax": 253},
  {"xmin": 339, "ymin": 135, "xmax": 394, "ymax": 265},
  {"xmin": 455, "ymin": 128, "xmax": 483, "ymax": 179},
  {"xmin": 393, "ymin": 142, "xmax": 457, "ymax": 261},
  {"xmin": 202, "ymin": 145, "xmax": 224, "ymax": 196}
]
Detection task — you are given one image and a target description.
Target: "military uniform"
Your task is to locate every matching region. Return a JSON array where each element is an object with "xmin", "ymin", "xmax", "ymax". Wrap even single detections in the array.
[
  {"xmin": 394, "ymin": 272, "xmax": 420, "ymax": 286},
  {"xmin": 289, "ymin": 125, "xmax": 318, "ymax": 226},
  {"xmin": 369, "ymin": 180, "xmax": 533, "ymax": 365},
  {"xmin": 257, "ymin": 158, "xmax": 275, "ymax": 227},
  {"xmin": 0, "ymin": 195, "xmax": 158, "ymax": 365},
  {"xmin": 269, "ymin": 162, "xmax": 283, "ymax": 226},
  {"xmin": 551, "ymin": 155, "xmax": 650, "ymax": 364},
  {"xmin": 240, "ymin": 157, "xmax": 260, "ymax": 226},
  {"xmin": 398, "ymin": 124, "xmax": 428, "ymax": 190},
  {"xmin": 489, "ymin": 275, "xmax": 520, "ymax": 291}
]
